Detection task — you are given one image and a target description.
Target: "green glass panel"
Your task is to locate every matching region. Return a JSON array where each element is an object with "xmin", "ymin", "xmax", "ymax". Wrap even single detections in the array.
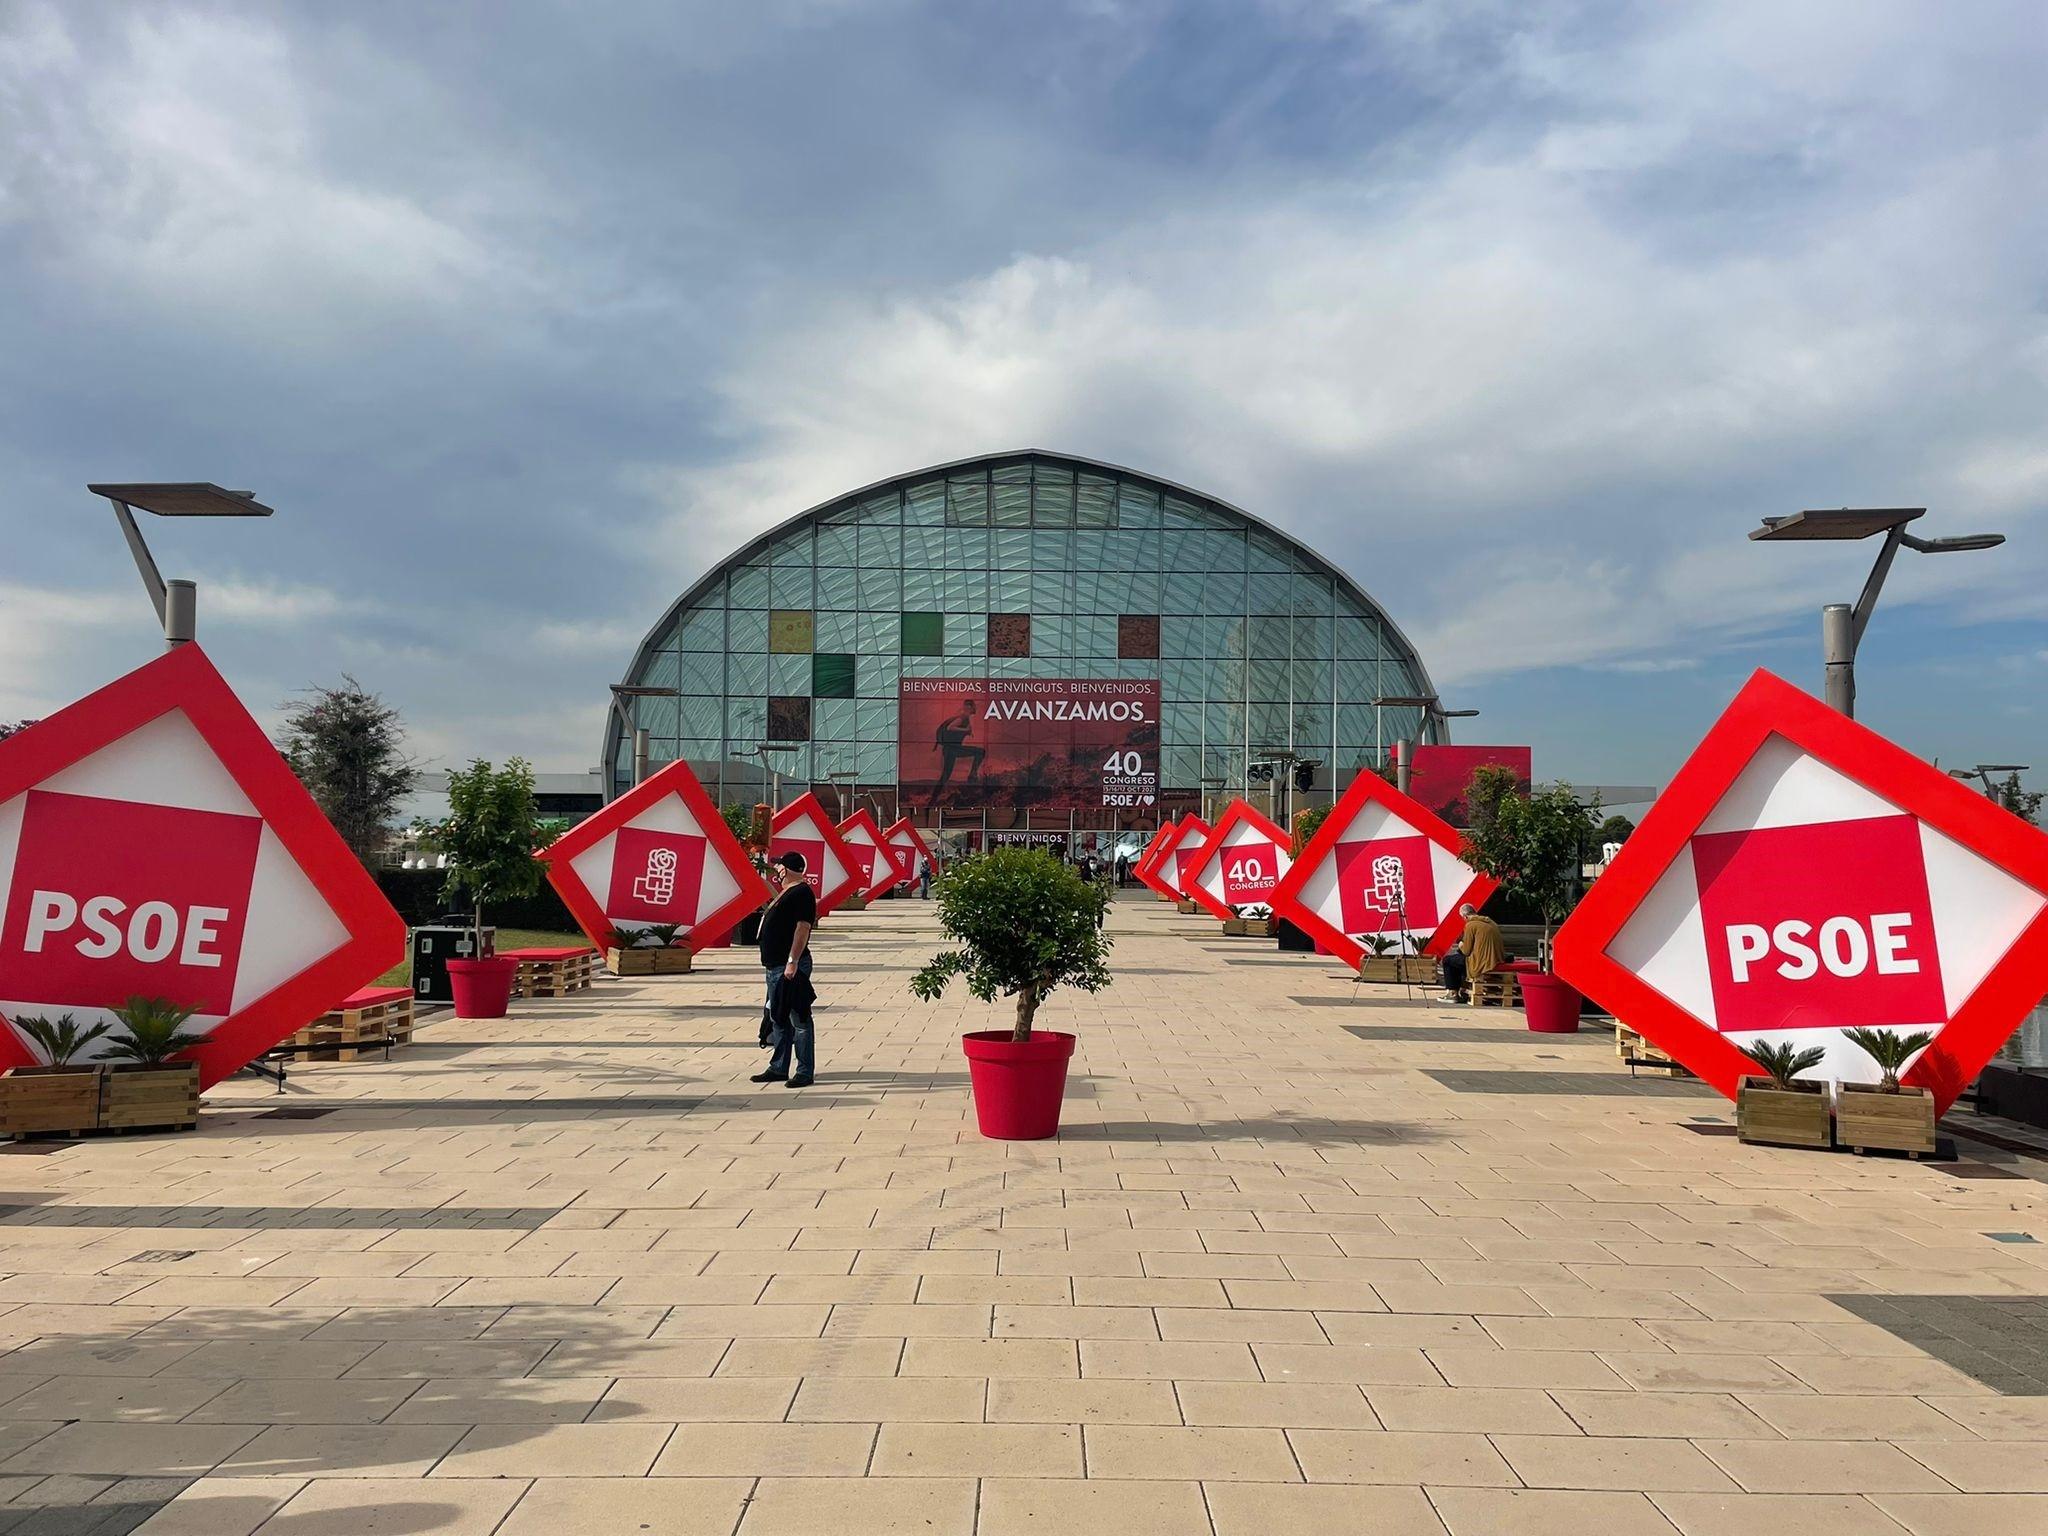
[
  {"xmin": 993, "ymin": 466, "xmax": 1032, "ymax": 526},
  {"xmin": 905, "ymin": 480, "xmax": 947, "ymax": 524},
  {"xmin": 946, "ymin": 476, "xmax": 989, "ymax": 526},
  {"xmin": 770, "ymin": 566, "xmax": 812, "ymax": 607},
  {"xmin": 901, "ymin": 611, "xmax": 944, "ymax": 656},
  {"xmin": 813, "ymin": 653, "xmax": 856, "ymax": 699},
  {"xmin": 677, "ymin": 652, "xmax": 722, "ymax": 694},
  {"xmin": 1076, "ymin": 474, "xmax": 1117, "ymax": 528}
]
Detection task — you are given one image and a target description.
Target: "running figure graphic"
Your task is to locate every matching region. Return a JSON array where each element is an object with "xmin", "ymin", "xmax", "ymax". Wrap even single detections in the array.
[{"xmin": 926, "ymin": 698, "xmax": 986, "ymax": 808}]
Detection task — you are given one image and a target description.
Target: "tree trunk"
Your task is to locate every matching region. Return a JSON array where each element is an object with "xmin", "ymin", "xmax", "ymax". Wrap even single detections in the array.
[{"xmin": 1012, "ymin": 983, "xmax": 1038, "ymax": 1044}]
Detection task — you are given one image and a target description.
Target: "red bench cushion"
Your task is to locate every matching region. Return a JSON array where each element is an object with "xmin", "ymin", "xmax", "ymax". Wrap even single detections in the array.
[{"xmin": 340, "ymin": 986, "xmax": 412, "ymax": 1007}]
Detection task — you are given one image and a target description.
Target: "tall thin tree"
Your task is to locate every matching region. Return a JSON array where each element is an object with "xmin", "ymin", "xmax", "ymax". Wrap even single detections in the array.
[{"xmin": 278, "ymin": 676, "xmax": 418, "ymax": 863}]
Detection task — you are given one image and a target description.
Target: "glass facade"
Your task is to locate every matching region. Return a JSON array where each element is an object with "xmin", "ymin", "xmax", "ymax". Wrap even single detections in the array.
[{"xmin": 607, "ymin": 453, "xmax": 1441, "ymax": 826}]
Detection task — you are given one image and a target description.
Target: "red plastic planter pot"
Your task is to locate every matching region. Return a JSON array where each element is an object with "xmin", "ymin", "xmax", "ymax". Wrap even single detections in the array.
[
  {"xmin": 448, "ymin": 956, "xmax": 518, "ymax": 1019},
  {"xmin": 1520, "ymin": 971, "xmax": 1583, "ymax": 1033},
  {"xmin": 961, "ymin": 1030, "xmax": 1076, "ymax": 1140}
]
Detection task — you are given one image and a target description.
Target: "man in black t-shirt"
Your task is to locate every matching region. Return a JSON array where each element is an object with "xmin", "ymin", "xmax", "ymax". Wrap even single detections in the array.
[{"xmin": 751, "ymin": 851, "xmax": 819, "ymax": 1087}]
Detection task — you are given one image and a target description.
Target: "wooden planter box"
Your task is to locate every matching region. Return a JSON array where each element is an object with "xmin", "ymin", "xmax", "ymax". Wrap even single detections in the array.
[
  {"xmin": 842, "ymin": 893, "xmax": 868, "ymax": 912},
  {"xmin": 607, "ymin": 946, "xmax": 693, "ymax": 977},
  {"xmin": 1736, "ymin": 1079, "xmax": 1831, "ymax": 1150},
  {"xmin": 1836, "ymin": 1084, "xmax": 1936, "ymax": 1157},
  {"xmin": 99, "ymin": 1063, "xmax": 199, "ymax": 1134},
  {"xmin": 2, "ymin": 1066, "xmax": 104, "ymax": 1138},
  {"xmin": 1175, "ymin": 898, "xmax": 1199, "ymax": 914},
  {"xmin": 1358, "ymin": 956, "xmax": 1435, "ymax": 984}
]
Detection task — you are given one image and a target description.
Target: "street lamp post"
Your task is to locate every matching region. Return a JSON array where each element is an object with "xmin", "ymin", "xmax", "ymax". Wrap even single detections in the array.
[
  {"xmin": 1371, "ymin": 694, "xmax": 1478, "ymax": 795},
  {"xmin": 1748, "ymin": 508, "xmax": 2005, "ymax": 718},
  {"xmin": 741, "ymin": 744, "xmax": 795, "ymax": 814},
  {"xmin": 1948, "ymin": 763, "xmax": 2030, "ymax": 802},
  {"xmin": 89, "ymin": 482, "xmax": 274, "ymax": 651},
  {"xmin": 607, "ymin": 684, "xmax": 680, "ymax": 798}
]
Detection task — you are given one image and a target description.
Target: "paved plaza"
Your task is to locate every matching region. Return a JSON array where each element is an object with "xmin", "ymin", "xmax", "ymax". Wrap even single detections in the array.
[{"xmin": 1, "ymin": 898, "xmax": 2045, "ymax": 1534}]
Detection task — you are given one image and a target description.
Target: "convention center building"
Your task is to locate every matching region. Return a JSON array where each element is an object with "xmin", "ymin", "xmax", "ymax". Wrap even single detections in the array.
[{"xmin": 605, "ymin": 451, "xmax": 1446, "ymax": 852}]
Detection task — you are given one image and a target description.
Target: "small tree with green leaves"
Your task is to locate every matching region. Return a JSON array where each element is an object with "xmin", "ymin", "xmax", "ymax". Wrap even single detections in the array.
[
  {"xmin": 910, "ymin": 848, "xmax": 1112, "ymax": 1042},
  {"xmin": 1462, "ymin": 766, "xmax": 1602, "ymax": 965},
  {"xmin": 11, "ymin": 1013, "xmax": 112, "ymax": 1067},
  {"xmin": 1841, "ymin": 1027, "xmax": 1937, "ymax": 1092},
  {"xmin": 277, "ymin": 677, "xmax": 418, "ymax": 864},
  {"xmin": 104, "ymin": 998, "xmax": 206, "ymax": 1068},
  {"xmin": 1595, "ymin": 814, "xmax": 1636, "ymax": 848},
  {"xmin": 439, "ymin": 758, "xmax": 545, "ymax": 946},
  {"xmin": 1292, "ymin": 803, "xmax": 1333, "ymax": 855},
  {"xmin": 1745, "ymin": 1039, "xmax": 1826, "ymax": 1090},
  {"xmin": 1994, "ymin": 773, "xmax": 2044, "ymax": 825},
  {"xmin": 720, "ymin": 803, "xmax": 753, "ymax": 844}
]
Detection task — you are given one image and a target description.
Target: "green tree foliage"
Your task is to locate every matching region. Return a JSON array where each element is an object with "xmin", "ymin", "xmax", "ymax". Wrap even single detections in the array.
[
  {"xmin": 1595, "ymin": 814, "xmax": 1637, "ymax": 847},
  {"xmin": 1462, "ymin": 766, "xmax": 1602, "ymax": 956},
  {"xmin": 277, "ymin": 677, "xmax": 418, "ymax": 863},
  {"xmin": 1841, "ymin": 1026, "xmax": 1938, "ymax": 1092},
  {"xmin": 1994, "ymin": 773, "xmax": 2044, "ymax": 825},
  {"xmin": 11, "ymin": 1013, "xmax": 112, "ymax": 1066},
  {"xmin": 439, "ymin": 758, "xmax": 545, "ymax": 939},
  {"xmin": 1744, "ymin": 1039, "xmax": 1825, "ymax": 1089},
  {"xmin": 104, "ymin": 998, "xmax": 206, "ymax": 1067},
  {"xmin": 1291, "ymin": 803, "xmax": 1333, "ymax": 855},
  {"xmin": 910, "ymin": 848, "xmax": 1113, "ymax": 1042},
  {"xmin": 721, "ymin": 803, "xmax": 753, "ymax": 844}
]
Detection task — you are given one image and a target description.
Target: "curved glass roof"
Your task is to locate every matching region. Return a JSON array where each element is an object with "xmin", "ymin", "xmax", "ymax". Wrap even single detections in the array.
[{"xmin": 608, "ymin": 450, "xmax": 1442, "ymax": 811}]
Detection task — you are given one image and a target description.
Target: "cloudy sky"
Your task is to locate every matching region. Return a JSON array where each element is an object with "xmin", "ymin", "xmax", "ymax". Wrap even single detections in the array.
[{"xmin": 3, "ymin": 0, "xmax": 2042, "ymax": 791}]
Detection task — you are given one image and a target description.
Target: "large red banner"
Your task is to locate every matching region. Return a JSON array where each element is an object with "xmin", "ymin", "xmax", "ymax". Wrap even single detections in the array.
[{"xmin": 899, "ymin": 677, "xmax": 1160, "ymax": 814}]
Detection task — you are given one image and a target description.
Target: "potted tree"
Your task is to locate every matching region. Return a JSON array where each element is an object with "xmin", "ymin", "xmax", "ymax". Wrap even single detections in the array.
[
  {"xmin": 100, "ymin": 998, "xmax": 204, "ymax": 1133},
  {"xmin": 1, "ymin": 1014, "xmax": 111, "ymax": 1138},
  {"xmin": 1735, "ymin": 1040, "xmax": 1832, "ymax": 1149},
  {"xmin": 1463, "ymin": 767, "xmax": 1601, "ymax": 1033},
  {"xmin": 1836, "ymin": 1027, "xmax": 1938, "ymax": 1157},
  {"xmin": 439, "ymin": 758, "xmax": 544, "ymax": 1018},
  {"xmin": 910, "ymin": 848, "xmax": 1112, "ymax": 1140}
]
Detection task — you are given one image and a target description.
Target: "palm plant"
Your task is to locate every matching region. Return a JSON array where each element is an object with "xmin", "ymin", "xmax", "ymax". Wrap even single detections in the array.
[
  {"xmin": 103, "ymin": 998, "xmax": 206, "ymax": 1068},
  {"xmin": 1745, "ymin": 1039, "xmax": 1826, "ymax": 1089},
  {"xmin": 1359, "ymin": 934, "xmax": 1398, "ymax": 958},
  {"xmin": 1841, "ymin": 1027, "xmax": 1937, "ymax": 1092},
  {"xmin": 10, "ymin": 1013, "xmax": 112, "ymax": 1067}
]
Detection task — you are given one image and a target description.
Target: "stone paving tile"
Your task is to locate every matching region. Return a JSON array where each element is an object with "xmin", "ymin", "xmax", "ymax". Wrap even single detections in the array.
[
  {"xmin": 0, "ymin": 901, "xmax": 2038, "ymax": 1526},
  {"xmin": 255, "ymin": 1476, "xmax": 526, "ymax": 1534}
]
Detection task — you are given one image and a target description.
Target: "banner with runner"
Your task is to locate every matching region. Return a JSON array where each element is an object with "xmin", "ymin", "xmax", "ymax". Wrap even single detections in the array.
[{"xmin": 899, "ymin": 677, "xmax": 1160, "ymax": 814}]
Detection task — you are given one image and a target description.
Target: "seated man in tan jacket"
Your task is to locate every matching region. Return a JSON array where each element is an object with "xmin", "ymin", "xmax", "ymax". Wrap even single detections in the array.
[{"xmin": 1448, "ymin": 903, "xmax": 1505, "ymax": 1002}]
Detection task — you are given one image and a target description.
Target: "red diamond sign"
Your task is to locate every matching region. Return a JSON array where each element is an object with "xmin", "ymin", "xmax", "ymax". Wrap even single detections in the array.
[
  {"xmin": 837, "ymin": 809, "xmax": 911, "ymax": 901},
  {"xmin": 540, "ymin": 759, "xmax": 770, "ymax": 953},
  {"xmin": 1553, "ymin": 669, "xmax": 2048, "ymax": 1112},
  {"xmin": 1270, "ymin": 771, "xmax": 1498, "ymax": 970},
  {"xmin": 1133, "ymin": 819, "xmax": 1180, "ymax": 899},
  {"xmin": 0, "ymin": 645, "xmax": 405, "ymax": 1090},
  {"xmin": 1181, "ymin": 800, "xmax": 1292, "ymax": 923},
  {"xmin": 770, "ymin": 792, "xmax": 860, "ymax": 915},
  {"xmin": 882, "ymin": 817, "xmax": 933, "ymax": 889}
]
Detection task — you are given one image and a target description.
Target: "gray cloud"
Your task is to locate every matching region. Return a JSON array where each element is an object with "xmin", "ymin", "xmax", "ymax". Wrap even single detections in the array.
[{"xmin": 1, "ymin": 0, "xmax": 2042, "ymax": 786}]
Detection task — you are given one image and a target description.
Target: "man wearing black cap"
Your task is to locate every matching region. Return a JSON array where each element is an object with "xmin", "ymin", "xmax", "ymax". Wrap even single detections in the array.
[{"xmin": 751, "ymin": 850, "xmax": 818, "ymax": 1087}]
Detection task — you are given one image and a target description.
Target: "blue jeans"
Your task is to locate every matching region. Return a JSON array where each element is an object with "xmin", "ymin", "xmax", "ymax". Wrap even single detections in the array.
[{"xmin": 765, "ymin": 952, "xmax": 814, "ymax": 1079}]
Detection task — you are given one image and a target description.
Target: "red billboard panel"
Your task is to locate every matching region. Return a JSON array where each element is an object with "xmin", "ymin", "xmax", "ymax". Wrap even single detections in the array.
[
  {"xmin": 1553, "ymin": 670, "xmax": 2048, "ymax": 1111},
  {"xmin": 0, "ymin": 645, "xmax": 405, "ymax": 1090},
  {"xmin": 899, "ymin": 678, "xmax": 1160, "ymax": 814},
  {"xmin": 1407, "ymin": 745, "xmax": 1532, "ymax": 826}
]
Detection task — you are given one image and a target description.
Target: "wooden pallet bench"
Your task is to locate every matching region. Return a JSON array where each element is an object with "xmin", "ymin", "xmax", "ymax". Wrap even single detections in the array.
[
  {"xmin": 1614, "ymin": 1021, "xmax": 1690, "ymax": 1077},
  {"xmin": 1471, "ymin": 970, "xmax": 1522, "ymax": 1008},
  {"xmin": 284, "ymin": 986, "xmax": 415, "ymax": 1062},
  {"xmin": 504, "ymin": 946, "xmax": 599, "ymax": 998}
]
